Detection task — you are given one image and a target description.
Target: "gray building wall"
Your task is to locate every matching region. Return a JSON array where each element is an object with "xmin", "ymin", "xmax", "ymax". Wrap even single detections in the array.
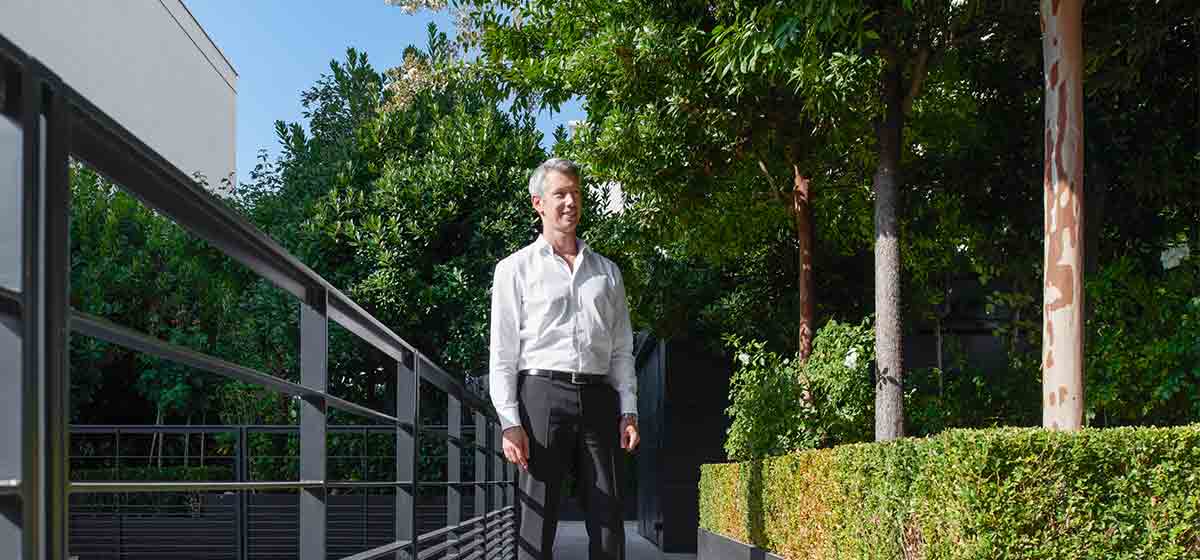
[
  {"xmin": 1, "ymin": 0, "xmax": 237, "ymax": 189},
  {"xmin": 0, "ymin": 115, "xmax": 19, "ymax": 292}
]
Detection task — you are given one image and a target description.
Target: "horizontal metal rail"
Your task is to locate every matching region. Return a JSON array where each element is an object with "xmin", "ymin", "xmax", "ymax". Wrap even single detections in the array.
[
  {"xmin": 417, "ymin": 539, "xmax": 455, "ymax": 560},
  {"xmin": 458, "ymin": 538, "xmax": 484, "ymax": 554},
  {"xmin": 337, "ymin": 539, "xmax": 413, "ymax": 560},
  {"xmin": 71, "ymin": 424, "xmax": 477, "ymax": 434},
  {"xmin": 416, "ymin": 523, "xmax": 463, "ymax": 544},
  {"xmin": 0, "ymin": 479, "xmax": 19, "ymax": 495},
  {"xmin": 0, "ymin": 285, "xmax": 20, "ymax": 317},
  {"xmin": 457, "ymin": 527, "xmax": 485, "ymax": 543},
  {"xmin": 69, "ymin": 480, "xmax": 325, "ymax": 493},
  {"xmin": 323, "ymin": 481, "xmax": 414, "ymax": 489},
  {"xmin": 71, "ymin": 311, "xmax": 403, "ymax": 426}
]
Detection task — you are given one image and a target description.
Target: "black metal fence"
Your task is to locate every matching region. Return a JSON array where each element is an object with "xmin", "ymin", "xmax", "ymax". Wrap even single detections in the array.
[
  {"xmin": 69, "ymin": 425, "xmax": 490, "ymax": 559},
  {"xmin": 0, "ymin": 32, "xmax": 516, "ymax": 560}
]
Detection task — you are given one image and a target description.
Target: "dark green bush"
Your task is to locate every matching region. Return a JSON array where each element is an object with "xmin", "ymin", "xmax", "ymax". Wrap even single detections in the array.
[
  {"xmin": 1086, "ymin": 257, "xmax": 1200, "ymax": 426},
  {"xmin": 723, "ymin": 319, "xmax": 875, "ymax": 460},
  {"xmin": 701, "ymin": 426, "xmax": 1200, "ymax": 559}
]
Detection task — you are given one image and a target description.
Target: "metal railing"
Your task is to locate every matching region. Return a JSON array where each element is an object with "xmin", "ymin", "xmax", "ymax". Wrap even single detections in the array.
[{"xmin": 0, "ymin": 33, "xmax": 516, "ymax": 560}]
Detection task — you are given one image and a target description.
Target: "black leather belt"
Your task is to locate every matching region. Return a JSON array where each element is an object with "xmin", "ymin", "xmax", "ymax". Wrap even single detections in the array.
[{"xmin": 519, "ymin": 369, "xmax": 606, "ymax": 385}]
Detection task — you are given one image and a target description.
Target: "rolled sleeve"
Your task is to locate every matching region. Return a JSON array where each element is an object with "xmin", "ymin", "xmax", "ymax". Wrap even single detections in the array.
[
  {"xmin": 608, "ymin": 266, "xmax": 638, "ymax": 416},
  {"xmin": 488, "ymin": 259, "xmax": 523, "ymax": 430}
]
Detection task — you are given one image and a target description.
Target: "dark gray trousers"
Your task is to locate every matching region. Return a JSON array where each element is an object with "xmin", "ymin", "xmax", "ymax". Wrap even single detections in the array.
[{"xmin": 516, "ymin": 375, "xmax": 625, "ymax": 560}]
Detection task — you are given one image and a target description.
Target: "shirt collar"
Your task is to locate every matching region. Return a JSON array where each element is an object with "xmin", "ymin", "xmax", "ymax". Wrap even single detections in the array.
[{"xmin": 534, "ymin": 235, "xmax": 588, "ymax": 257}]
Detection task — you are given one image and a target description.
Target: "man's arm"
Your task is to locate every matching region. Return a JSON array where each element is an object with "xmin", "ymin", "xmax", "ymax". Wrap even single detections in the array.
[
  {"xmin": 488, "ymin": 259, "xmax": 522, "ymax": 430},
  {"xmin": 608, "ymin": 266, "xmax": 638, "ymax": 419}
]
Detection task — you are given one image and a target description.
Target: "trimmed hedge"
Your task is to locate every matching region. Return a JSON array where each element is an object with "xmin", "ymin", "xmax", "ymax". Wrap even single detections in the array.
[{"xmin": 700, "ymin": 426, "xmax": 1200, "ymax": 559}]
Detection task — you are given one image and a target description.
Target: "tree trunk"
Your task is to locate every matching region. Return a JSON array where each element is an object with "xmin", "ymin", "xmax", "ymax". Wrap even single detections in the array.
[
  {"xmin": 793, "ymin": 168, "xmax": 815, "ymax": 362},
  {"xmin": 874, "ymin": 59, "xmax": 905, "ymax": 442},
  {"xmin": 1040, "ymin": 0, "xmax": 1086, "ymax": 431}
]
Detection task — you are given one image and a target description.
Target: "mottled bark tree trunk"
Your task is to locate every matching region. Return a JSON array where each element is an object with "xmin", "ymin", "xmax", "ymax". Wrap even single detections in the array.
[
  {"xmin": 793, "ymin": 168, "xmax": 815, "ymax": 362},
  {"xmin": 1040, "ymin": 0, "xmax": 1086, "ymax": 431},
  {"xmin": 874, "ymin": 60, "xmax": 905, "ymax": 442}
]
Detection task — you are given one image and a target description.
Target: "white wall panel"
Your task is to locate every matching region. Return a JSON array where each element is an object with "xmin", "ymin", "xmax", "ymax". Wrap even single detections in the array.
[{"xmin": 0, "ymin": 0, "xmax": 237, "ymax": 188}]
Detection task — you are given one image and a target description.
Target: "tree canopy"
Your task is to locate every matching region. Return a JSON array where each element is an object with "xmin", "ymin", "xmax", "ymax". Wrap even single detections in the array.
[{"xmin": 69, "ymin": 3, "xmax": 1199, "ymax": 449}]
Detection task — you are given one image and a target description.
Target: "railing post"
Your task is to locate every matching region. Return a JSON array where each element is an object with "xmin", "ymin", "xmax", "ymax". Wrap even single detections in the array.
[
  {"xmin": 395, "ymin": 354, "xmax": 418, "ymax": 560},
  {"xmin": 299, "ymin": 289, "xmax": 327, "ymax": 560},
  {"xmin": 493, "ymin": 421, "xmax": 506, "ymax": 559},
  {"xmin": 39, "ymin": 71, "xmax": 72, "ymax": 560},
  {"xmin": 474, "ymin": 412, "xmax": 487, "ymax": 557},
  {"xmin": 0, "ymin": 63, "xmax": 24, "ymax": 560},
  {"xmin": 486, "ymin": 420, "xmax": 496, "ymax": 557},
  {"xmin": 115, "ymin": 428, "xmax": 122, "ymax": 560},
  {"xmin": 506, "ymin": 435, "xmax": 516, "ymax": 560},
  {"xmin": 446, "ymin": 392, "xmax": 461, "ymax": 557},
  {"xmin": 361, "ymin": 426, "xmax": 368, "ymax": 551},
  {"xmin": 236, "ymin": 426, "xmax": 247, "ymax": 560}
]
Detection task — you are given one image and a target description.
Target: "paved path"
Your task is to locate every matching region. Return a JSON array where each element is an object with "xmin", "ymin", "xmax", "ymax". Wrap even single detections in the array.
[{"xmin": 552, "ymin": 521, "xmax": 696, "ymax": 560}]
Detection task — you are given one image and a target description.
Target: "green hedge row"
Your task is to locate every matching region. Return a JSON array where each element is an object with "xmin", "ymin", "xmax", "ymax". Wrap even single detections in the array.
[{"xmin": 700, "ymin": 426, "xmax": 1200, "ymax": 559}]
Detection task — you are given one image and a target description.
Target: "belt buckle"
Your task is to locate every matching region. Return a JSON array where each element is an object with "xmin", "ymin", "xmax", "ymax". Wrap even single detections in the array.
[{"xmin": 570, "ymin": 372, "xmax": 587, "ymax": 385}]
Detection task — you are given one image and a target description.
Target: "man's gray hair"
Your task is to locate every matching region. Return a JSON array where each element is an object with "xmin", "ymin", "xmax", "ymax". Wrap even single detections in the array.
[{"xmin": 528, "ymin": 158, "xmax": 580, "ymax": 197}]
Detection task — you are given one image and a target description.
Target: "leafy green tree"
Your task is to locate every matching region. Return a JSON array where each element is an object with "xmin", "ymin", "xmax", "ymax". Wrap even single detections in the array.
[
  {"xmin": 70, "ymin": 164, "xmax": 249, "ymax": 425},
  {"xmin": 237, "ymin": 29, "xmax": 592, "ymax": 408},
  {"xmin": 459, "ymin": 0, "xmax": 880, "ymax": 366}
]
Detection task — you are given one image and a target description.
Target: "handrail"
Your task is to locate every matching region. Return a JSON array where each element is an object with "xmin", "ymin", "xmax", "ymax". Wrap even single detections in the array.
[
  {"xmin": 0, "ymin": 30, "xmax": 517, "ymax": 560},
  {"xmin": 71, "ymin": 312, "xmax": 405, "ymax": 426}
]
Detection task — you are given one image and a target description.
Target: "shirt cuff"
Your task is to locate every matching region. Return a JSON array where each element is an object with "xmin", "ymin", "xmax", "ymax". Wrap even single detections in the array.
[
  {"xmin": 496, "ymin": 404, "xmax": 522, "ymax": 431},
  {"xmin": 619, "ymin": 393, "xmax": 637, "ymax": 417}
]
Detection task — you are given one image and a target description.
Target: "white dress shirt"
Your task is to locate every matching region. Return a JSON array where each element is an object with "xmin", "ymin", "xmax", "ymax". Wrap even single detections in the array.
[{"xmin": 488, "ymin": 236, "xmax": 637, "ymax": 430}]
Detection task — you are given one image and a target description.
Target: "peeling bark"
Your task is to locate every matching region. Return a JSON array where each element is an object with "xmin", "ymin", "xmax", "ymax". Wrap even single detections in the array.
[
  {"xmin": 874, "ymin": 60, "xmax": 905, "ymax": 442},
  {"xmin": 1040, "ymin": 0, "xmax": 1086, "ymax": 431}
]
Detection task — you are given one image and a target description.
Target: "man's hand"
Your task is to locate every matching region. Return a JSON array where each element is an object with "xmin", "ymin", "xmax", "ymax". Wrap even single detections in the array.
[
  {"xmin": 620, "ymin": 414, "xmax": 640, "ymax": 452},
  {"xmin": 502, "ymin": 426, "xmax": 529, "ymax": 471}
]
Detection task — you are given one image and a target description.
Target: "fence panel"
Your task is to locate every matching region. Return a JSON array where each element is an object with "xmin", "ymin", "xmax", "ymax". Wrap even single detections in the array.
[{"xmin": 0, "ymin": 32, "xmax": 515, "ymax": 560}]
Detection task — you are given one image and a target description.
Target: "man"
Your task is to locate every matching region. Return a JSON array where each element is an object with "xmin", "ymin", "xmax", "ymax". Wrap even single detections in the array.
[{"xmin": 489, "ymin": 157, "xmax": 640, "ymax": 560}]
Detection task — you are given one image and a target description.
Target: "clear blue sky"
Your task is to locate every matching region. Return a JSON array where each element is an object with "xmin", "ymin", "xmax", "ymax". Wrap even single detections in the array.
[{"xmin": 184, "ymin": 1, "xmax": 583, "ymax": 186}]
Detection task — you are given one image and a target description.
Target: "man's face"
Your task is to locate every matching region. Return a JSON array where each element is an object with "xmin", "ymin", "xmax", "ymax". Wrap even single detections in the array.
[{"xmin": 533, "ymin": 170, "xmax": 581, "ymax": 235}]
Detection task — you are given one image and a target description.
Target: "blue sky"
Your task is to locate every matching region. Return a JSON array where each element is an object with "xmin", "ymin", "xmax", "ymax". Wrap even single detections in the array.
[{"xmin": 184, "ymin": 1, "xmax": 583, "ymax": 186}]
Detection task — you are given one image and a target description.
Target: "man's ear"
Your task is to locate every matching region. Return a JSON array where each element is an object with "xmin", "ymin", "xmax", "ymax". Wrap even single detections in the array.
[{"xmin": 531, "ymin": 195, "xmax": 542, "ymax": 216}]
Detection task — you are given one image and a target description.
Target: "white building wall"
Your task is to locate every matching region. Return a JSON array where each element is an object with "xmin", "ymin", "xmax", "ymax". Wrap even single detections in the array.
[
  {"xmin": 0, "ymin": 0, "xmax": 237, "ymax": 188},
  {"xmin": 0, "ymin": 116, "xmax": 19, "ymax": 291}
]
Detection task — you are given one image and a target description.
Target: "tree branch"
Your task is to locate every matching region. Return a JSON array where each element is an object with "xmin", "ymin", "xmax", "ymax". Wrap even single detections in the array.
[
  {"xmin": 757, "ymin": 159, "xmax": 787, "ymax": 206},
  {"xmin": 902, "ymin": 47, "xmax": 931, "ymax": 115}
]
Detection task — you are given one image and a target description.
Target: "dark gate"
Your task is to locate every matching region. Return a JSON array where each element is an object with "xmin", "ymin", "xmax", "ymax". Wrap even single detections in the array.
[{"xmin": 635, "ymin": 335, "xmax": 732, "ymax": 554}]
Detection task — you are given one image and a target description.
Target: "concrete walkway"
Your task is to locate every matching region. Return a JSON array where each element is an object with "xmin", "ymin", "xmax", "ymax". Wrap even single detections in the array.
[{"xmin": 553, "ymin": 521, "xmax": 697, "ymax": 560}]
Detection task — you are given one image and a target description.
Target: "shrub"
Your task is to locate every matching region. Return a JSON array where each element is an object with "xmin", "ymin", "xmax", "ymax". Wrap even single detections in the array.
[
  {"xmin": 723, "ymin": 336, "xmax": 810, "ymax": 461},
  {"xmin": 1086, "ymin": 257, "xmax": 1200, "ymax": 426},
  {"xmin": 701, "ymin": 426, "xmax": 1200, "ymax": 559},
  {"xmin": 723, "ymin": 319, "xmax": 876, "ymax": 461}
]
